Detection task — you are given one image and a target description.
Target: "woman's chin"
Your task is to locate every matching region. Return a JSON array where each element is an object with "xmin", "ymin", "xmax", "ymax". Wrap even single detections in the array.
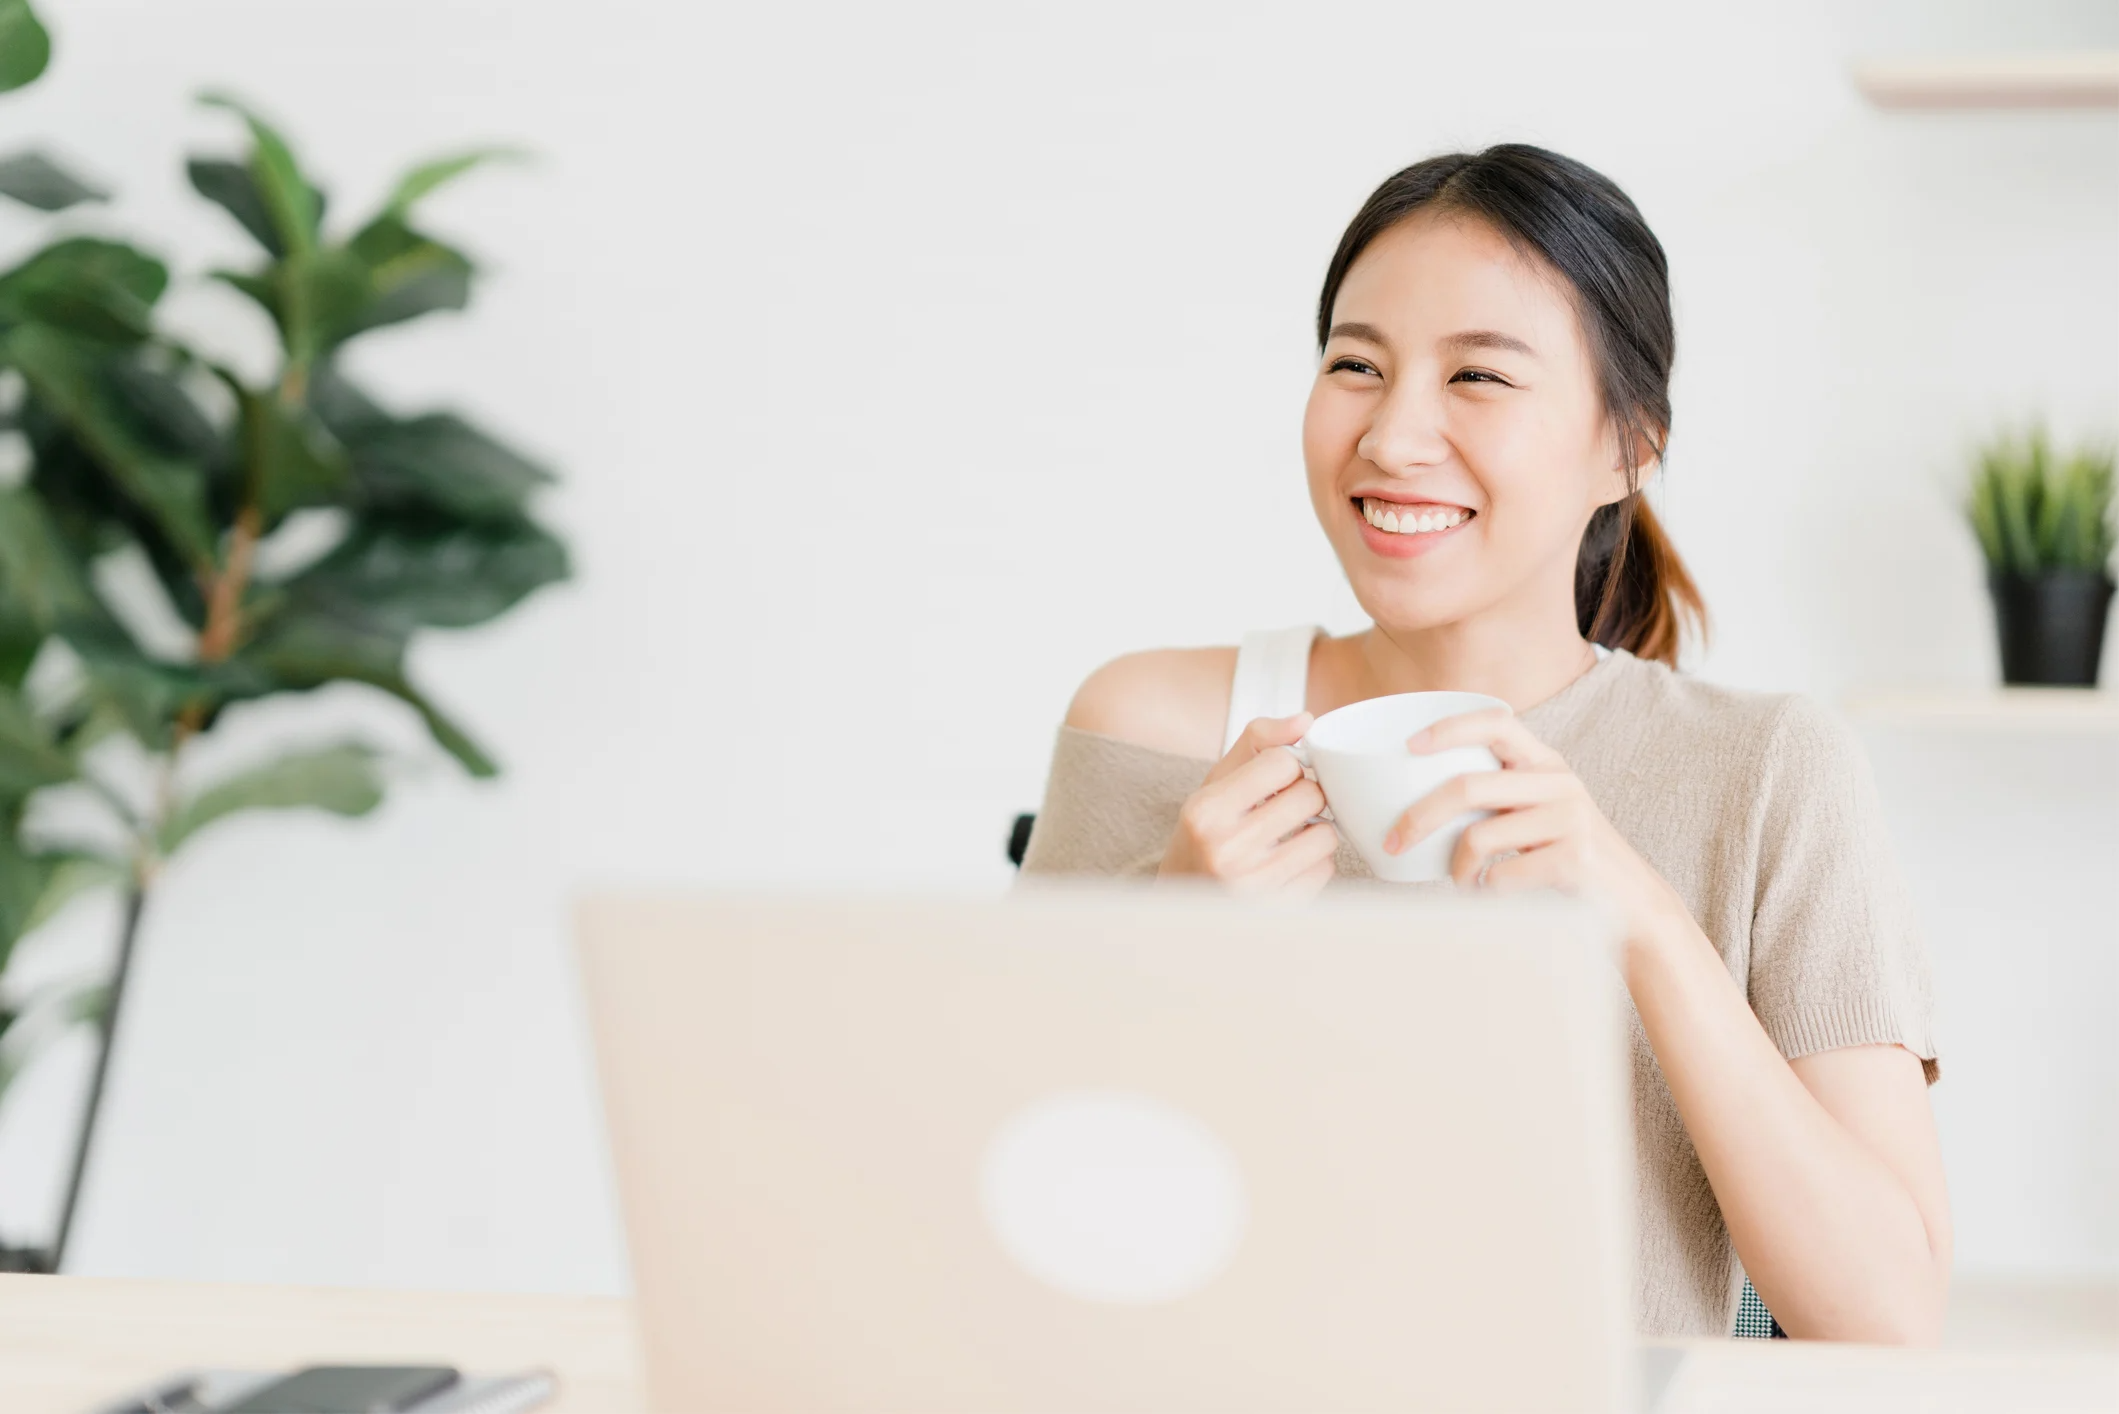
[{"xmin": 1343, "ymin": 581, "xmax": 1483, "ymax": 636}]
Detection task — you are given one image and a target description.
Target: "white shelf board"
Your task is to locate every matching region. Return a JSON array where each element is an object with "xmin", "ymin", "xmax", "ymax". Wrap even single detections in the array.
[
  {"xmin": 1844, "ymin": 687, "xmax": 2119, "ymax": 733},
  {"xmin": 1852, "ymin": 52, "xmax": 2119, "ymax": 109}
]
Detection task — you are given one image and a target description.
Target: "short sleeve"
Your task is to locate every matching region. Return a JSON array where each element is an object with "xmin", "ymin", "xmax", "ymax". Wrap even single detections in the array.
[
  {"xmin": 1016, "ymin": 727, "xmax": 1209, "ymax": 880},
  {"xmin": 1746, "ymin": 696, "xmax": 1940, "ymax": 1084}
]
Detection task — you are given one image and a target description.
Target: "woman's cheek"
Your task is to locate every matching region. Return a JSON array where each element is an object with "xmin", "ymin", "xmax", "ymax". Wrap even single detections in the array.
[
  {"xmin": 1456, "ymin": 412, "xmax": 1585, "ymax": 552},
  {"xmin": 1301, "ymin": 387, "xmax": 1361, "ymax": 464}
]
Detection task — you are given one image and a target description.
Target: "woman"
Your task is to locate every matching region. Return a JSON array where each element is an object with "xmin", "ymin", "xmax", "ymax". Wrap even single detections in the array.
[{"xmin": 1020, "ymin": 145, "xmax": 1948, "ymax": 1343}]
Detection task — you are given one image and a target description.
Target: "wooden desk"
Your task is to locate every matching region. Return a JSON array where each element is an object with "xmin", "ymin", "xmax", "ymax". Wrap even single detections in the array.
[
  {"xmin": 0, "ymin": 1275, "xmax": 643, "ymax": 1413},
  {"xmin": 1653, "ymin": 1338, "xmax": 2117, "ymax": 1413},
  {"xmin": 3, "ymin": 1273, "xmax": 2113, "ymax": 1413}
]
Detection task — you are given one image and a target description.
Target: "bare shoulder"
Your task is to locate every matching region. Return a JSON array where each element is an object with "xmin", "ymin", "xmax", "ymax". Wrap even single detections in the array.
[{"xmin": 1064, "ymin": 646, "xmax": 1236, "ymax": 761}]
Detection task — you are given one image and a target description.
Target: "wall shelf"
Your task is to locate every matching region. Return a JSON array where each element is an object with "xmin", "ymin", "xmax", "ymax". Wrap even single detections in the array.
[
  {"xmin": 1852, "ymin": 52, "xmax": 2119, "ymax": 109},
  {"xmin": 1844, "ymin": 687, "xmax": 2119, "ymax": 734}
]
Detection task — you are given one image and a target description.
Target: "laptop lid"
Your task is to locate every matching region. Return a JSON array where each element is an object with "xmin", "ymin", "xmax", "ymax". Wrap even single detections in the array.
[{"xmin": 578, "ymin": 886, "xmax": 1635, "ymax": 1413}]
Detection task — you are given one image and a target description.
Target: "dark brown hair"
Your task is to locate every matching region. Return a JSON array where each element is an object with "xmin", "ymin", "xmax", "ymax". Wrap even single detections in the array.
[{"xmin": 1315, "ymin": 144, "xmax": 1706, "ymax": 666}]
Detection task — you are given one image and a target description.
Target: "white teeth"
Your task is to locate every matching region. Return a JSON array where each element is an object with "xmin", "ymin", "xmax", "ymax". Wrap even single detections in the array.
[{"xmin": 1362, "ymin": 498, "xmax": 1469, "ymax": 535}]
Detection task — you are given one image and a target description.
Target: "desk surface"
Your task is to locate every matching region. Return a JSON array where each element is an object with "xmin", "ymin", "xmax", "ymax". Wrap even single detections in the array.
[
  {"xmin": 3, "ymin": 1273, "xmax": 2114, "ymax": 1414},
  {"xmin": 0, "ymin": 1275, "xmax": 641, "ymax": 1413}
]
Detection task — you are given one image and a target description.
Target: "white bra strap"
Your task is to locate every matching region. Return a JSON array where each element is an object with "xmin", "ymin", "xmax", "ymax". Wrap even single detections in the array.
[{"xmin": 1223, "ymin": 625, "xmax": 1322, "ymax": 755}]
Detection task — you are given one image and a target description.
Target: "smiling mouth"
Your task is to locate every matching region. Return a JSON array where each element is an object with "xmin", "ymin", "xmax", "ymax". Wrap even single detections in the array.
[{"xmin": 1354, "ymin": 496, "xmax": 1474, "ymax": 536}]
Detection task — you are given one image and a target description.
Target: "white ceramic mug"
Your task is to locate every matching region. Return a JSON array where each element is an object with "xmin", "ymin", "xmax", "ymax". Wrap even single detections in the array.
[{"xmin": 1290, "ymin": 691, "xmax": 1510, "ymax": 884}]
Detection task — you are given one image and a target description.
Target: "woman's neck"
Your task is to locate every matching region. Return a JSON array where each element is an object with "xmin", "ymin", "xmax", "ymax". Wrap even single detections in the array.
[{"xmin": 1314, "ymin": 593, "xmax": 1600, "ymax": 716}]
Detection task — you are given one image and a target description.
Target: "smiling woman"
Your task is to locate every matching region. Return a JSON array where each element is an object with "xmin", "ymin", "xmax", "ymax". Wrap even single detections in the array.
[{"xmin": 1018, "ymin": 145, "xmax": 1949, "ymax": 1346}]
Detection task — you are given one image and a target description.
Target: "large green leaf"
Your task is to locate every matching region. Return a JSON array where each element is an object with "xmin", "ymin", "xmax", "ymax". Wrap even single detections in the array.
[
  {"xmin": 0, "ymin": 609, "xmax": 39, "ymax": 688},
  {"xmin": 292, "ymin": 516, "xmax": 568, "ymax": 631},
  {"xmin": 186, "ymin": 158, "xmax": 326, "ymax": 259},
  {"xmin": 380, "ymin": 147, "xmax": 524, "ymax": 217},
  {"xmin": 216, "ymin": 369, "xmax": 348, "ymax": 520},
  {"xmin": 0, "ymin": 0, "xmax": 50, "ymax": 95},
  {"xmin": 305, "ymin": 359, "xmax": 387, "ymax": 438},
  {"xmin": 198, "ymin": 93, "xmax": 319, "ymax": 258},
  {"xmin": 285, "ymin": 247, "xmax": 381, "ymax": 360},
  {"xmin": 0, "ymin": 482, "xmax": 97, "ymax": 685},
  {"xmin": 215, "ymin": 248, "xmax": 378, "ymax": 366},
  {"xmin": 224, "ymin": 226, "xmax": 472, "ymax": 359},
  {"xmin": 388, "ymin": 678, "xmax": 496, "ymax": 778},
  {"xmin": 19, "ymin": 852, "xmax": 124, "ymax": 935},
  {"xmin": 25, "ymin": 425, "xmax": 213, "ymax": 628},
  {"xmin": 339, "ymin": 216, "xmax": 472, "ymax": 341},
  {"xmin": 0, "ymin": 237, "xmax": 168, "ymax": 344},
  {"xmin": 159, "ymin": 741, "xmax": 383, "ymax": 855},
  {"xmin": 0, "ymin": 684, "xmax": 71, "ymax": 798},
  {"xmin": 63, "ymin": 620, "xmax": 271, "ymax": 749},
  {"xmin": 239, "ymin": 607, "xmax": 496, "ymax": 776},
  {"xmin": 209, "ymin": 265, "xmax": 278, "ymax": 327},
  {"xmin": 5, "ymin": 326, "xmax": 217, "ymax": 564},
  {"xmin": 0, "ymin": 150, "xmax": 106, "ymax": 211},
  {"xmin": 346, "ymin": 413, "xmax": 552, "ymax": 521},
  {"xmin": 0, "ymin": 483, "xmax": 100, "ymax": 626}
]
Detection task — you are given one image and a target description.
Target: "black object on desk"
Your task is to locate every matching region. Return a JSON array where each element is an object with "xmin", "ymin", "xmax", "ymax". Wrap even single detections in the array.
[
  {"xmin": 94, "ymin": 1367, "xmax": 557, "ymax": 1414},
  {"xmin": 212, "ymin": 1366, "xmax": 458, "ymax": 1413}
]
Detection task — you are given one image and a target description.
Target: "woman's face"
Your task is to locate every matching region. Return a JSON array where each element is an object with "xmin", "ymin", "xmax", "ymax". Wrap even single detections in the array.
[{"xmin": 1302, "ymin": 210, "xmax": 1634, "ymax": 635}]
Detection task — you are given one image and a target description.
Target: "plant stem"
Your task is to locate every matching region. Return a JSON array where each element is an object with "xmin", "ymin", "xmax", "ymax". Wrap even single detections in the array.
[
  {"xmin": 48, "ymin": 398, "xmax": 276, "ymax": 1264},
  {"xmin": 196, "ymin": 503, "xmax": 262, "ymax": 665},
  {"xmin": 49, "ymin": 885, "xmax": 147, "ymax": 1272}
]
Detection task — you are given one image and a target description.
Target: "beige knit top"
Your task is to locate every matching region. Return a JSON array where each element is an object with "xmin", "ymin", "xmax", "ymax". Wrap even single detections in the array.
[{"xmin": 1018, "ymin": 644, "xmax": 1939, "ymax": 1339}]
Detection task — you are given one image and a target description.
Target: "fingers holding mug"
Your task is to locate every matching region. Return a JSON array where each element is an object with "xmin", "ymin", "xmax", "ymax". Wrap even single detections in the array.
[
  {"xmin": 1230, "ymin": 819, "xmax": 1339, "ymax": 897},
  {"xmin": 1384, "ymin": 767, "xmax": 1564, "ymax": 858},
  {"xmin": 1206, "ymin": 712, "xmax": 1313, "ymax": 785}
]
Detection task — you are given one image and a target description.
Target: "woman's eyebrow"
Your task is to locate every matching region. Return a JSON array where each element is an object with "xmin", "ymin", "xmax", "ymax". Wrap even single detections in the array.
[
  {"xmin": 1326, "ymin": 320, "xmax": 1390, "ymax": 346},
  {"xmin": 1440, "ymin": 329, "xmax": 1536, "ymax": 357},
  {"xmin": 1325, "ymin": 323, "xmax": 1537, "ymax": 358}
]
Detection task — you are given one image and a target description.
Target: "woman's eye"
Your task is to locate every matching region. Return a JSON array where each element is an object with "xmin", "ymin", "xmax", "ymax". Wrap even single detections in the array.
[
  {"xmin": 1451, "ymin": 368, "xmax": 1510, "ymax": 386},
  {"xmin": 1328, "ymin": 357, "xmax": 1379, "ymax": 376}
]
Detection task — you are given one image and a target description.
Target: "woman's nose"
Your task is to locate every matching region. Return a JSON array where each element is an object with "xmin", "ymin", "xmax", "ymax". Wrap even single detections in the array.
[{"xmin": 1355, "ymin": 381, "xmax": 1450, "ymax": 476}]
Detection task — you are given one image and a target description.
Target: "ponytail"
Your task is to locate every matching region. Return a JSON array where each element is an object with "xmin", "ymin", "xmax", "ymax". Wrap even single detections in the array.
[{"xmin": 1576, "ymin": 495, "xmax": 1706, "ymax": 667}]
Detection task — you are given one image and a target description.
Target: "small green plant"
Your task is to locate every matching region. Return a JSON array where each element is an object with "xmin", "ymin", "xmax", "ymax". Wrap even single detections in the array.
[{"xmin": 1965, "ymin": 427, "xmax": 2117, "ymax": 579}]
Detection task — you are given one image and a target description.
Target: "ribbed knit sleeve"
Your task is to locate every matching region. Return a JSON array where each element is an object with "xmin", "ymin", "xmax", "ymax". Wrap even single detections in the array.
[{"xmin": 1744, "ymin": 696, "xmax": 1940, "ymax": 1084}]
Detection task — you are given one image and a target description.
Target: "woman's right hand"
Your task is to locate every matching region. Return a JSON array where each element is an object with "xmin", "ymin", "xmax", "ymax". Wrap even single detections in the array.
[{"xmin": 1158, "ymin": 712, "xmax": 1339, "ymax": 895}]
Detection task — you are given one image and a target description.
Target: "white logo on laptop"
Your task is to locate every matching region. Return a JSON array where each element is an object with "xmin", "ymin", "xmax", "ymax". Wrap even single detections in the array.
[{"xmin": 977, "ymin": 1089, "xmax": 1248, "ymax": 1304}]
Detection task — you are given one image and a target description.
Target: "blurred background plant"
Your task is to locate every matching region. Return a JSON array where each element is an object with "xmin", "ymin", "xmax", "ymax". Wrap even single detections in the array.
[
  {"xmin": 0, "ymin": 0, "xmax": 569, "ymax": 1269},
  {"xmin": 1967, "ymin": 427, "xmax": 2117, "ymax": 577},
  {"xmin": 1965, "ymin": 426, "xmax": 2116, "ymax": 687}
]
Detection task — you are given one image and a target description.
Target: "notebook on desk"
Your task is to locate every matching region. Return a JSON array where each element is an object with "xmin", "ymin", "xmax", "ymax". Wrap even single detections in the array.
[{"xmin": 580, "ymin": 886, "xmax": 1675, "ymax": 1412}]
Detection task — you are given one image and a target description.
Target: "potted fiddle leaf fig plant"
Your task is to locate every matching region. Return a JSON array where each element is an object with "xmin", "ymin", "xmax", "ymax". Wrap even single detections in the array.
[
  {"xmin": 1965, "ymin": 427, "xmax": 2116, "ymax": 687},
  {"xmin": 0, "ymin": 0, "xmax": 568, "ymax": 1271}
]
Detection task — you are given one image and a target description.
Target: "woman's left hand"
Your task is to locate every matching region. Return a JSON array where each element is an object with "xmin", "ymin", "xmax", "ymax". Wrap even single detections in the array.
[{"xmin": 1383, "ymin": 707, "xmax": 1691, "ymax": 953}]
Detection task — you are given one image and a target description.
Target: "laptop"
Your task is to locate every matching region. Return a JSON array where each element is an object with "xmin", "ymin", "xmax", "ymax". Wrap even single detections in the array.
[{"xmin": 577, "ymin": 886, "xmax": 1653, "ymax": 1412}]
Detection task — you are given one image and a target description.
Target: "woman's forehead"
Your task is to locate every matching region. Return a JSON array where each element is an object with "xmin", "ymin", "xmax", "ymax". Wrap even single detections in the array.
[{"xmin": 1331, "ymin": 211, "xmax": 1583, "ymax": 355}]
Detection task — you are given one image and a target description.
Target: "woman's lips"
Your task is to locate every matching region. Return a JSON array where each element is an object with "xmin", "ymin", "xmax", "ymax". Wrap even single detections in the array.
[{"xmin": 1352, "ymin": 496, "xmax": 1474, "ymax": 559}]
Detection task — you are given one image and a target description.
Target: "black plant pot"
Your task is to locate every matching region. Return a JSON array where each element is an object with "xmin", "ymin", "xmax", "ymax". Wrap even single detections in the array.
[{"xmin": 1987, "ymin": 570, "xmax": 2115, "ymax": 686}]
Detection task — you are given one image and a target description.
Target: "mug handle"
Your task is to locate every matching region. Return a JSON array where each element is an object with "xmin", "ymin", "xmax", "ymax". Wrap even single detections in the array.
[{"xmin": 1285, "ymin": 739, "xmax": 1333, "ymax": 825}]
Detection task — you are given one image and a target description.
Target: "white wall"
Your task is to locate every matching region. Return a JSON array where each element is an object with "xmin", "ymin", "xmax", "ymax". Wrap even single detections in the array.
[{"xmin": 0, "ymin": 0, "xmax": 2111, "ymax": 1294}]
